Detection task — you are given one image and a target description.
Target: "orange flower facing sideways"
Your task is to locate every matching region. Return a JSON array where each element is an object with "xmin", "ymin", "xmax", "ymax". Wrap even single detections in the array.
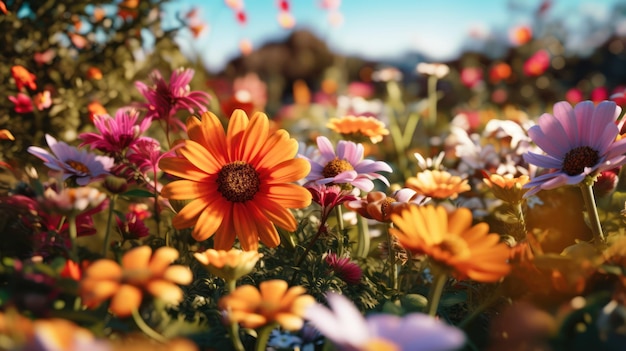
[
  {"xmin": 390, "ymin": 205, "xmax": 511, "ymax": 282},
  {"xmin": 405, "ymin": 170, "xmax": 471, "ymax": 200},
  {"xmin": 80, "ymin": 246, "xmax": 193, "ymax": 317},
  {"xmin": 159, "ymin": 109, "xmax": 312, "ymax": 251},
  {"xmin": 326, "ymin": 115, "xmax": 390, "ymax": 144},
  {"xmin": 218, "ymin": 279, "xmax": 315, "ymax": 331},
  {"xmin": 194, "ymin": 248, "xmax": 263, "ymax": 281}
]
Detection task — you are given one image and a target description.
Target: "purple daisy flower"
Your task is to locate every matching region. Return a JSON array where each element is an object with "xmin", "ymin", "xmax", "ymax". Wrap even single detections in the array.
[
  {"xmin": 78, "ymin": 108, "xmax": 152, "ymax": 157},
  {"xmin": 305, "ymin": 292, "xmax": 466, "ymax": 351},
  {"xmin": 523, "ymin": 100, "xmax": 626, "ymax": 196},
  {"xmin": 135, "ymin": 68, "xmax": 211, "ymax": 130},
  {"xmin": 303, "ymin": 136, "xmax": 392, "ymax": 192},
  {"xmin": 28, "ymin": 134, "xmax": 114, "ymax": 186}
]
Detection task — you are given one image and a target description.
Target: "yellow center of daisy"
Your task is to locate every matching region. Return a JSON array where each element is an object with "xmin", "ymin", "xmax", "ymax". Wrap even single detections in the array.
[
  {"xmin": 66, "ymin": 160, "xmax": 90, "ymax": 174},
  {"xmin": 562, "ymin": 146, "xmax": 599, "ymax": 176},
  {"xmin": 217, "ymin": 161, "xmax": 260, "ymax": 202},
  {"xmin": 435, "ymin": 238, "xmax": 470, "ymax": 260},
  {"xmin": 322, "ymin": 158, "xmax": 354, "ymax": 178}
]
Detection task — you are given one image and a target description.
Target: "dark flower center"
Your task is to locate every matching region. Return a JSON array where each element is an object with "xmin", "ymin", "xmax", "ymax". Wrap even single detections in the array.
[
  {"xmin": 562, "ymin": 146, "xmax": 599, "ymax": 176},
  {"xmin": 217, "ymin": 161, "xmax": 260, "ymax": 203},
  {"xmin": 322, "ymin": 158, "xmax": 354, "ymax": 178},
  {"xmin": 380, "ymin": 197, "xmax": 396, "ymax": 219},
  {"xmin": 67, "ymin": 160, "xmax": 90, "ymax": 174}
]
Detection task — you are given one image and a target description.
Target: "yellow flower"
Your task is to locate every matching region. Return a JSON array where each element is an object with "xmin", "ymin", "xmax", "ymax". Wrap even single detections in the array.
[
  {"xmin": 405, "ymin": 170, "xmax": 470, "ymax": 200},
  {"xmin": 326, "ymin": 115, "xmax": 390, "ymax": 144},
  {"xmin": 482, "ymin": 173, "xmax": 529, "ymax": 203},
  {"xmin": 194, "ymin": 248, "xmax": 262, "ymax": 281},
  {"xmin": 80, "ymin": 246, "xmax": 193, "ymax": 317},
  {"xmin": 218, "ymin": 280, "xmax": 315, "ymax": 331},
  {"xmin": 390, "ymin": 205, "xmax": 511, "ymax": 282},
  {"xmin": 160, "ymin": 109, "xmax": 312, "ymax": 251}
]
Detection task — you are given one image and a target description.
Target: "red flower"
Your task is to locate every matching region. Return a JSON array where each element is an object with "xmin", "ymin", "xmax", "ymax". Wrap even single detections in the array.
[
  {"xmin": 11, "ymin": 65, "xmax": 37, "ymax": 91},
  {"xmin": 8, "ymin": 93, "xmax": 33, "ymax": 113},
  {"xmin": 523, "ymin": 50, "xmax": 550, "ymax": 76},
  {"xmin": 325, "ymin": 252, "xmax": 362, "ymax": 285}
]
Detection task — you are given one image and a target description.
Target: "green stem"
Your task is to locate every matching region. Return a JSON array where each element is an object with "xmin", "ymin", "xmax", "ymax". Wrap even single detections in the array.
[
  {"xmin": 386, "ymin": 226, "xmax": 398, "ymax": 292},
  {"xmin": 427, "ymin": 76, "xmax": 438, "ymax": 129},
  {"xmin": 459, "ymin": 287, "xmax": 502, "ymax": 329},
  {"xmin": 355, "ymin": 214, "xmax": 370, "ymax": 258},
  {"xmin": 255, "ymin": 323, "xmax": 277, "ymax": 351},
  {"xmin": 68, "ymin": 214, "xmax": 78, "ymax": 261},
  {"xmin": 513, "ymin": 201, "xmax": 527, "ymax": 242},
  {"xmin": 579, "ymin": 182, "xmax": 604, "ymax": 245},
  {"xmin": 335, "ymin": 205, "xmax": 345, "ymax": 255},
  {"xmin": 131, "ymin": 308, "xmax": 167, "ymax": 343},
  {"xmin": 426, "ymin": 267, "xmax": 448, "ymax": 317},
  {"xmin": 102, "ymin": 195, "xmax": 117, "ymax": 257},
  {"xmin": 290, "ymin": 213, "xmax": 329, "ymax": 285}
]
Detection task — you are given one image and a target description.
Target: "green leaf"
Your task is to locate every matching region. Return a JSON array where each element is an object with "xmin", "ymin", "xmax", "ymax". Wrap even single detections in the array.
[
  {"xmin": 400, "ymin": 294, "xmax": 428, "ymax": 313},
  {"xmin": 121, "ymin": 189, "xmax": 154, "ymax": 198}
]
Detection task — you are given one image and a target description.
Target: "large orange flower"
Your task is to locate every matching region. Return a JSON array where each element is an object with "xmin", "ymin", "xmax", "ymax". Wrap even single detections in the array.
[
  {"xmin": 390, "ymin": 205, "xmax": 511, "ymax": 282},
  {"xmin": 160, "ymin": 109, "xmax": 312, "ymax": 251}
]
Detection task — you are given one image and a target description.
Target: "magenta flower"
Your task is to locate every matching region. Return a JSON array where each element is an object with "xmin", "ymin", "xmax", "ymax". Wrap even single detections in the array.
[
  {"xmin": 306, "ymin": 183, "xmax": 358, "ymax": 218},
  {"xmin": 28, "ymin": 134, "xmax": 114, "ymax": 186},
  {"xmin": 135, "ymin": 68, "xmax": 211, "ymax": 130},
  {"xmin": 116, "ymin": 211, "xmax": 150, "ymax": 241},
  {"xmin": 523, "ymin": 101, "xmax": 626, "ymax": 196},
  {"xmin": 305, "ymin": 292, "xmax": 465, "ymax": 351},
  {"xmin": 324, "ymin": 252, "xmax": 362, "ymax": 285},
  {"xmin": 78, "ymin": 108, "xmax": 152, "ymax": 157},
  {"xmin": 8, "ymin": 93, "xmax": 33, "ymax": 113},
  {"xmin": 303, "ymin": 136, "xmax": 392, "ymax": 191}
]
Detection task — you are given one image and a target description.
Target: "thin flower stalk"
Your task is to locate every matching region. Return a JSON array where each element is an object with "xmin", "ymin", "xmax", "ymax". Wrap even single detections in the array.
[
  {"xmin": 580, "ymin": 179, "xmax": 605, "ymax": 245},
  {"xmin": 102, "ymin": 194, "xmax": 117, "ymax": 257}
]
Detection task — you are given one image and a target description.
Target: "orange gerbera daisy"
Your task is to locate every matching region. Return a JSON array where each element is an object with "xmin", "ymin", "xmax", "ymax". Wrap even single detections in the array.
[
  {"xmin": 326, "ymin": 115, "xmax": 390, "ymax": 144},
  {"xmin": 482, "ymin": 172, "xmax": 529, "ymax": 203},
  {"xmin": 218, "ymin": 279, "xmax": 315, "ymax": 331},
  {"xmin": 159, "ymin": 109, "xmax": 312, "ymax": 251},
  {"xmin": 405, "ymin": 170, "xmax": 470, "ymax": 200},
  {"xmin": 390, "ymin": 205, "xmax": 511, "ymax": 282}
]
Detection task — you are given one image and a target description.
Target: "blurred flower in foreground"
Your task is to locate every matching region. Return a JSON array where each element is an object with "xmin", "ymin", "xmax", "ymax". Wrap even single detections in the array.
[
  {"xmin": 193, "ymin": 248, "xmax": 262, "ymax": 281},
  {"xmin": 305, "ymin": 292, "xmax": 465, "ymax": 351},
  {"xmin": 80, "ymin": 246, "xmax": 193, "ymax": 317},
  {"xmin": 405, "ymin": 170, "xmax": 470, "ymax": 200},
  {"xmin": 219, "ymin": 279, "xmax": 315, "ymax": 331},
  {"xmin": 326, "ymin": 115, "xmax": 390, "ymax": 144},
  {"xmin": 390, "ymin": 205, "xmax": 511, "ymax": 282},
  {"xmin": 28, "ymin": 134, "xmax": 114, "ymax": 186},
  {"xmin": 159, "ymin": 110, "xmax": 312, "ymax": 250},
  {"xmin": 523, "ymin": 101, "xmax": 626, "ymax": 196},
  {"xmin": 303, "ymin": 136, "xmax": 392, "ymax": 192},
  {"xmin": 11, "ymin": 65, "xmax": 37, "ymax": 91},
  {"xmin": 79, "ymin": 108, "xmax": 152, "ymax": 157},
  {"xmin": 42, "ymin": 187, "xmax": 106, "ymax": 215}
]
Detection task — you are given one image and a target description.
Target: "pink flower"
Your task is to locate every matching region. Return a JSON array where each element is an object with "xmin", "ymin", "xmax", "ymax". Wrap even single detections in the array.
[
  {"xmin": 324, "ymin": 252, "xmax": 362, "ymax": 284},
  {"xmin": 79, "ymin": 108, "xmax": 152, "ymax": 157},
  {"xmin": 460, "ymin": 67, "xmax": 483, "ymax": 89},
  {"xmin": 523, "ymin": 50, "xmax": 550, "ymax": 76},
  {"xmin": 8, "ymin": 93, "xmax": 33, "ymax": 113},
  {"xmin": 303, "ymin": 136, "xmax": 392, "ymax": 192},
  {"xmin": 33, "ymin": 90, "xmax": 52, "ymax": 110},
  {"xmin": 306, "ymin": 183, "xmax": 358, "ymax": 218},
  {"xmin": 116, "ymin": 211, "xmax": 150, "ymax": 240},
  {"xmin": 135, "ymin": 68, "xmax": 211, "ymax": 130}
]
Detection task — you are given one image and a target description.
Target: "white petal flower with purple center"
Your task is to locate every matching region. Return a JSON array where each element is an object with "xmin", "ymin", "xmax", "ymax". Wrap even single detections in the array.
[
  {"xmin": 28, "ymin": 134, "xmax": 114, "ymax": 186},
  {"xmin": 522, "ymin": 100, "xmax": 626, "ymax": 196},
  {"xmin": 303, "ymin": 136, "xmax": 392, "ymax": 192},
  {"xmin": 305, "ymin": 292, "xmax": 466, "ymax": 351}
]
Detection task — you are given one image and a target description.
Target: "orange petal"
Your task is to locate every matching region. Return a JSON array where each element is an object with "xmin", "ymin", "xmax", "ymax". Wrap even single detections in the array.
[
  {"xmin": 0, "ymin": 129, "xmax": 14, "ymax": 140},
  {"xmin": 122, "ymin": 246, "xmax": 152, "ymax": 270},
  {"xmin": 254, "ymin": 197, "xmax": 297, "ymax": 231},
  {"xmin": 83, "ymin": 260, "xmax": 122, "ymax": 280},
  {"xmin": 448, "ymin": 207, "xmax": 473, "ymax": 236},
  {"xmin": 259, "ymin": 280, "xmax": 288, "ymax": 306},
  {"xmin": 239, "ymin": 111, "xmax": 269, "ymax": 162},
  {"xmin": 109, "ymin": 284, "xmax": 143, "ymax": 317},
  {"xmin": 226, "ymin": 109, "xmax": 250, "ymax": 160},
  {"xmin": 161, "ymin": 180, "xmax": 211, "ymax": 200},
  {"xmin": 149, "ymin": 247, "xmax": 179, "ymax": 274},
  {"xmin": 172, "ymin": 197, "xmax": 209, "ymax": 229},
  {"xmin": 233, "ymin": 203, "xmax": 259, "ymax": 251},
  {"xmin": 213, "ymin": 203, "xmax": 236, "ymax": 250},
  {"xmin": 179, "ymin": 140, "xmax": 222, "ymax": 175},
  {"xmin": 265, "ymin": 158, "xmax": 311, "ymax": 183},
  {"xmin": 275, "ymin": 312, "xmax": 304, "ymax": 331},
  {"xmin": 263, "ymin": 184, "xmax": 313, "ymax": 209},
  {"xmin": 199, "ymin": 111, "xmax": 228, "ymax": 165},
  {"xmin": 146, "ymin": 280, "xmax": 184, "ymax": 303},
  {"xmin": 191, "ymin": 199, "xmax": 227, "ymax": 242},
  {"xmin": 159, "ymin": 157, "xmax": 208, "ymax": 181},
  {"xmin": 164, "ymin": 265, "xmax": 193, "ymax": 285},
  {"xmin": 80, "ymin": 280, "xmax": 119, "ymax": 307},
  {"xmin": 254, "ymin": 130, "xmax": 297, "ymax": 169}
]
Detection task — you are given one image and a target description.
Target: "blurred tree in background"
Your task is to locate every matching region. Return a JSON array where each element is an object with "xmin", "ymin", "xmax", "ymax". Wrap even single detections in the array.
[{"xmin": 0, "ymin": 0, "xmax": 200, "ymax": 161}]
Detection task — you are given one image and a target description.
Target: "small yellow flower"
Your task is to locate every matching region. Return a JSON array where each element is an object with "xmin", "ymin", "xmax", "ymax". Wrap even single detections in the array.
[
  {"xmin": 405, "ymin": 170, "xmax": 470, "ymax": 200},
  {"xmin": 218, "ymin": 280, "xmax": 315, "ymax": 331},
  {"xmin": 193, "ymin": 248, "xmax": 263, "ymax": 281},
  {"xmin": 326, "ymin": 115, "xmax": 390, "ymax": 144},
  {"xmin": 483, "ymin": 173, "xmax": 529, "ymax": 203}
]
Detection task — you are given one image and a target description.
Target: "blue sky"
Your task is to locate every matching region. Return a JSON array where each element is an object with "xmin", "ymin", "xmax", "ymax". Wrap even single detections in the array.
[{"xmin": 165, "ymin": 0, "xmax": 624, "ymax": 72}]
